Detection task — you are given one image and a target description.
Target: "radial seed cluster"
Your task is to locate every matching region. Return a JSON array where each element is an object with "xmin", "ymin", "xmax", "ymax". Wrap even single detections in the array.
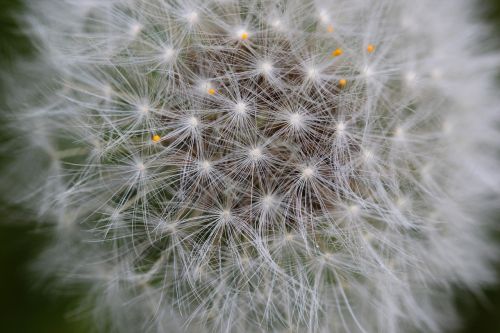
[{"xmin": 7, "ymin": 0, "xmax": 500, "ymax": 332}]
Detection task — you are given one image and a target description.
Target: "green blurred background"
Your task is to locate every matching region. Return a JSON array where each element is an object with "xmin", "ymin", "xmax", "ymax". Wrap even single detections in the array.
[{"xmin": 0, "ymin": 0, "xmax": 499, "ymax": 332}]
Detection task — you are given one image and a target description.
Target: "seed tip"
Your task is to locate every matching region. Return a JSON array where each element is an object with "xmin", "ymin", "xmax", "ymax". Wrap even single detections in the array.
[{"xmin": 332, "ymin": 48, "xmax": 343, "ymax": 57}]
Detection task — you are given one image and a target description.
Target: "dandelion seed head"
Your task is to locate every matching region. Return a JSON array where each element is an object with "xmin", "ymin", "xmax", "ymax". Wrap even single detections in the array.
[
  {"xmin": 289, "ymin": 112, "xmax": 303, "ymax": 127},
  {"xmin": 199, "ymin": 160, "xmax": 212, "ymax": 172},
  {"xmin": 405, "ymin": 71, "xmax": 418, "ymax": 84},
  {"xmin": 318, "ymin": 10, "xmax": 330, "ymax": 24},
  {"xmin": 394, "ymin": 127, "xmax": 404, "ymax": 139},
  {"xmin": 129, "ymin": 22, "xmax": 142, "ymax": 37},
  {"xmin": 221, "ymin": 209, "xmax": 232, "ymax": 221},
  {"xmin": 261, "ymin": 194, "xmax": 275, "ymax": 209},
  {"xmin": 185, "ymin": 11, "xmax": 199, "ymax": 25},
  {"xmin": 337, "ymin": 122, "xmax": 346, "ymax": 133},
  {"xmin": 162, "ymin": 47, "xmax": 176, "ymax": 62},
  {"xmin": 234, "ymin": 101, "xmax": 247, "ymax": 114},
  {"xmin": 9, "ymin": 1, "xmax": 499, "ymax": 332},
  {"xmin": 301, "ymin": 166, "xmax": 315, "ymax": 179},
  {"xmin": 349, "ymin": 204, "xmax": 360, "ymax": 215},
  {"xmin": 259, "ymin": 61, "xmax": 273, "ymax": 75},
  {"xmin": 270, "ymin": 18, "xmax": 285, "ymax": 32},
  {"xmin": 138, "ymin": 104, "xmax": 149, "ymax": 114},
  {"xmin": 248, "ymin": 147, "xmax": 263, "ymax": 161},
  {"xmin": 362, "ymin": 65, "xmax": 374, "ymax": 77},
  {"xmin": 363, "ymin": 149, "xmax": 374, "ymax": 162},
  {"xmin": 188, "ymin": 116, "xmax": 199, "ymax": 128},
  {"xmin": 306, "ymin": 66, "xmax": 319, "ymax": 80}
]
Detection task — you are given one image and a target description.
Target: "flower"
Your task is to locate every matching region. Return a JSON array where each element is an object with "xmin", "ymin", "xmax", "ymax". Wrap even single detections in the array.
[{"xmin": 5, "ymin": 0, "xmax": 500, "ymax": 332}]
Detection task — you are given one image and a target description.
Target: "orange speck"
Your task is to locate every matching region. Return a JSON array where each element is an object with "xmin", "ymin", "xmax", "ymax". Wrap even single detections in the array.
[
  {"xmin": 339, "ymin": 79, "xmax": 347, "ymax": 88},
  {"xmin": 367, "ymin": 44, "xmax": 376, "ymax": 53},
  {"xmin": 208, "ymin": 88, "xmax": 216, "ymax": 95},
  {"xmin": 152, "ymin": 134, "xmax": 161, "ymax": 142},
  {"xmin": 240, "ymin": 32, "xmax": 249, "ymax": 40},
  {"xmin": 327, "ymin": 25, "xmax": 334, "ymax": 33},
  {"xmin": 332, "ymin": 48, "xmax": 343, "ymax": 57}
]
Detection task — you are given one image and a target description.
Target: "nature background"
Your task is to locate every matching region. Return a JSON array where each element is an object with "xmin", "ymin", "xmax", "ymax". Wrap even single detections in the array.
[{"xmin": 0, "ymin": 0, "xmax": 498, "ymax": 332}]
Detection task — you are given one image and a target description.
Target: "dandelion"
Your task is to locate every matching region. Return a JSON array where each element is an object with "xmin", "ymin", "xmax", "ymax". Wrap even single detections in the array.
[{"xmin": 4, "ymin": 0, "xmax": 499, "ymax": 333}]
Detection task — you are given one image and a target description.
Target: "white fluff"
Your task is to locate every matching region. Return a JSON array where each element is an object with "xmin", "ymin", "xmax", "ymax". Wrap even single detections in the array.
[{"xmin": 5, "ymin": 0, "xmax": 500, "ymax": 332}]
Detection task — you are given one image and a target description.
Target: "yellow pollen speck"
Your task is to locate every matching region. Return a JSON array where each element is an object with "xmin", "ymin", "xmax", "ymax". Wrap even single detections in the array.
[
  {"xmin": 240, "ymin": 32, "xmax": 249, "ymax": 40},
  {"xmin": 327, "ymin": 25, "xmax": 334, "ymax": 33},
  {"xmin": 332, "ymin": 48, "xmax": 343, "ymax": 57},
  {"xmin": 208, "ymin": 88, "xmax": 216, "ymax": 95},
  {"xmin": 339, "ymin": 79, "xmax": 347, "ymax": 88},
  {"xmin": 152, "ymin": 134, "xmax": 161, "ymax": 142},
  {"xmin": 367, "ymin": 44, "xmax": 376, "ymax": 53}
]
